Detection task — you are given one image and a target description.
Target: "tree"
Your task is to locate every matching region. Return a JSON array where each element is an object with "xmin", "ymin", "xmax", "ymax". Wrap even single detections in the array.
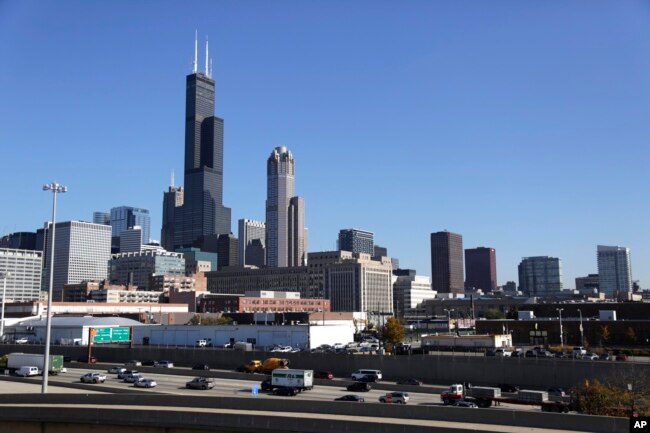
[
  {"xmin": 485, "ymin": 309, "xmax": 505, "ymax": 320},
  {"xmin": 187, "ymin": 314, "xmax": 232, "ymax": 325},
  {"xmin": 599, "ymin": 325, "xmax": 611, "ymax": 346},
  {"xmin": 380, "ymin": 316, "xmax": 406, "ymax": 352}
]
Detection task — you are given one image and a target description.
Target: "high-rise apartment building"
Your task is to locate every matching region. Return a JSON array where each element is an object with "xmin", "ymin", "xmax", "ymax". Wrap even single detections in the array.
[
  {"xmin": 518, "ymin": 256, "xmax": 563, "ymax": 297},
  {"xmin": 266, "ymin": 146, "xmax": 306, "ymax": 267},
  {"xmin": 110, "ymin": 206, "xmax": 151, "ymax": 244},
  {"xmin": 0, "ymin": 248, "xmax": 43, "ymax": 302},
  {"xmin": 238, "ymin": 219, "xmax": 266, "ymax": 267},
  {"xmin": 464, "ymin": 247, "xmax": 497, "ymax": 292},
  {"xmin": 597, "ymin": 245, "xmax": 632, "ymax": 297},
  {"xmin": 338, "ymin": 229, "xmax": 374, "ymax": 255},
  {"xmin": 161, "ymin": 37, "xmax": 231, "ymax": 251},
  {"xmin": 430, "ymin": 231, "xmax": 464, "ymax": 294},
  {"xmin": 41, "ymin": 221, "xmax": 112, "ymax": 294}
]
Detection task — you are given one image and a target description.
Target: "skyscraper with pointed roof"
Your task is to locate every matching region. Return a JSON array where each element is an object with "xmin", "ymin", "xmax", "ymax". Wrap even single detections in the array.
[{"xmin": 161, "ymin": 32, "xmax": 231, "ymax": 250}]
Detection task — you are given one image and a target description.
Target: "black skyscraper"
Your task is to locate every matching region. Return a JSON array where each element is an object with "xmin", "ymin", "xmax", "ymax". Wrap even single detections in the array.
[{"xmin": 162, "ymin": 36, "xmax": 231, "ymax": 250}]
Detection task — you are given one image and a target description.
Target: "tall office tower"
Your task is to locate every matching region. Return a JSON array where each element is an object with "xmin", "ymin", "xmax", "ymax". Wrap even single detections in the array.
[
  {"xmin": 265, "ymin": 146, "xmax": 306, "ymax": 267},
  {"xmin": 120, "ymin": 226, "xmax": 143, "ymax": 253},
  {"xmin": 0, "ymin": 232, "xmax": 37, "ymax": 250},
  {"xmin": 338, "ymin": 229, "xmax": 374, "ymax": 255},
  {"xmin": 597, "ymin": 245, "xmax": 632, "ymax": 297},
  {"xmin": 430, "ymin": 231, "xmax": 464, "ymax": 294},
  {"xmin": 374, "ymin": 245, "xmax": 388, "ymax": 257},
  {"xmin": 164, "ymin": 35, "xmax": 232, "ymax": 251},
  {"xmin": 0, "ymin": 248, "xmax": 43, "ymax": 302},
  {"xmin": 110, "ymin": 206, "xmax": 151, "ymax": 244},
  {"xmin": 238, "ymin": 219, "xmax": 266, "ymax": 266},
  {"xmin": 41, "ymin": 221, "xmax": 111, "ymax": 294},
  {"xmin": 464, "ymin": 247, "xmax": 497, "ymax": 292},
  {"xmin": 217, "ymin": 233, "xmax": 239, "ymax": 270},
  {"xmin": 518, "ymin": 256, "xmax": 563, "ymax": 297},
  {"xmin": 161, "ymin": 185, "xmax": 184, "ymax": 251},
  {"xmin": 93, "ymin": 212, "xmax": 111, "ymax": 226}
]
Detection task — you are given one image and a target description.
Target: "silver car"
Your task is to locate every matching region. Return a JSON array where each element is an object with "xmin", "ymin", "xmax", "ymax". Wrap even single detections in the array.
[
  {"xmin": 80, "ymin": 372, "xmax": 106, "ymax": 383},
  {"xmin": 134, "ymin": 378, "xmax": 157, "ymax": 388}
]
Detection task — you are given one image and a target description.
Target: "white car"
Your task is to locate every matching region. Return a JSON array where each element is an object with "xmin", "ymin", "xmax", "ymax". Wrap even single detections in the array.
[
  {"xmin": 108, "ymin": 366, "xmax": 127, "ymax": 374},
  {"xmin": 155, "ymin": 360, "xmax": 174, "ymax": 368},
  {"xmin": 80, "ymin": 372, "xmax": 106, "ymax": 383},
  {"xmin": 14, "ymin": 337, "xmax": 30, "ymax": 344},
  {"xmin": 134, "ymin": 378, "xmax": 157, "ymax": 388},
  {"xmin": 123, "ymin": 373, "xmax": 141, "ymax": 383}
]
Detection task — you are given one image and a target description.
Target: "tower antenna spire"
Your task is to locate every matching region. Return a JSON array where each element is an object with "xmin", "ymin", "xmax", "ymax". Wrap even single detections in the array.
[
  {"xmin": 193, "ymin": 30, "xmax": 198, "ymax": 73},
  {"xmin": 171, "ymin": 170, "xmax": 175, "ymax": 188},
  {"xmin": 205, "ymin": 36, "xmax": 209, "ymax": 76},
  {"xmin": 210, "ymin": 58, "xmax": 213, "ymax": 79}
]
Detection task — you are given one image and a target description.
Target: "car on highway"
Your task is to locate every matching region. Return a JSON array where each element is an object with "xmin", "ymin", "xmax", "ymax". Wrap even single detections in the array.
[
  {"xmin": 334, "ymin": 395, "xmax": 364, "ymax": 402},
  {"xmin": 14, "ymin": 337, "xmax": 30, "ymax": 344},
  {"xmin": 77, "ymin": 355, "xmax": 98, "ymax": 363},
  {"xmin": 192, "ymin": 363, "xmax": 210, "ymax": 371},
  {"xmin": 155, "ymin": 360, "xmax": 174, "ymax": 368},
  {"xmin": 616, "ymin": 354, "xmax": 629, "ymax": 361},
  {"xmin": 108, "ymin": 366, "xmax": 127, "ymax": 374},
  {"xmin": 583, "ymin": 353, "xmax": 599, "ymax": 361},
  {"xmin": 599, "ymin": 353, "xmax": 612, "ymax": 361},
  {"xmin": 272, "ymin": 387, "xmax": 298, "ymax": 396},
  {"xmin": 347, "ymin": 382, "xmax": 372, "ymax": 392},
  {"xmin": 314, "ymin": 371, "xmax": 333, "ymax": 380},
  {"xmin": 134, "ymin": 378, "xmax": 157, "ymax": 388},
  {"xmin": 186, "ymin": 377, "xmax": 215, "ymax": 390},
  {"xmin": 351, "ymin": 369, "xmax": 382, "ymax": 382},
  {"xmin": 125, "ymin": 360, "xmax": 142, "ymax": 366},
  {"xmin": 80, "ymin": 372, "xmax": 106, "ymax": 383},
  {"xmin": 118, "ymin": 369, "xmax": 138, "ymax": 379},
  {"xmin": 123, "ymin": 372, "xmax": 141, "ymax": 383},
  {"xmin": 547, "ymin": 387, "xmax": 566, "ymax": 397},
  {"xmin": 15, "ymin": 366, "xmax": 40, "ymax": 377},
  {"xmin": 379, "ymin": 392, "xmax": 409, "ymax": 404},
  {"xmin": 141, "ymin": 360, "xmax": 158, "ymax": 366},
  {"xmin": 396, "ymin": 378, "xmax": 423, "ymax": 386},
  {"xmin": 454, "ymin": 399, "xmax": 478, "ymax": 408}
]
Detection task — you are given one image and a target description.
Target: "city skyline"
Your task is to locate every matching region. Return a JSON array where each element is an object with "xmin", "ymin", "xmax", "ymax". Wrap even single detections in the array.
[{"xmin": 1, "ymin": 2, "xmax": 648, "ymax": 288}]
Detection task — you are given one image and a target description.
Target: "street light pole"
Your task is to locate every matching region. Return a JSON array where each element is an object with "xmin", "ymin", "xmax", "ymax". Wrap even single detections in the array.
[
  {"xmin": 0, "ymin": 271, "xmax": 10, "ymax": 341},
  {"xmin": 557, "ymin": 308, "xmax": 564, "ymax": 351},
  {"xmin": 444, "ymin": 308, "xmax": 454, "ymax": 335},
  {"xmin": 42, "ymin": 182, "xmax": 67, "ymax": 394},
  {"xmin": 578, "ymin": 309, "xmax": 584, "ymax": 347}
]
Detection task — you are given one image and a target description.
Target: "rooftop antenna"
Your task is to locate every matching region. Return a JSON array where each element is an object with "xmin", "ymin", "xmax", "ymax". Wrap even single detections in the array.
[
  {"xmin": 170, "ymin": 170, "xmax": 175, "ymax": 188},
  {"xmin": 193, "ymin": 30, "xmax": 198, "ymax": 73},
  {"xmin": 205, "ymin": 36, "xmax": 209, "ymax": 76},
  {"xmin": 210, "ymin": 58, "xmax": 213, "ymax": 79}
]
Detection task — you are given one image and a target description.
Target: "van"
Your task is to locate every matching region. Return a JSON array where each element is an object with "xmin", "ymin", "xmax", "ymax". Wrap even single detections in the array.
[
  {"xmin": 16, "ymin": 366, "xmax": 40, "ymax": 377},
  {"xmin": 572, "ymin": 346, "xmax": 586, "ymax": 358},
  {"xmin": 351, "ymin": 369, "xmax": 382, "ymax": 381}
]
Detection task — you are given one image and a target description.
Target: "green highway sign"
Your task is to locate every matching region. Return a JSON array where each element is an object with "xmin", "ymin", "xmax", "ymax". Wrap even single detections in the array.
[
  {"xmin": 111, "ymin": 327, "xmax": 130, "ymax": 342},
  {"xmin": 91, "ymin": 327, "xmax": 131, "ymax": 343}
]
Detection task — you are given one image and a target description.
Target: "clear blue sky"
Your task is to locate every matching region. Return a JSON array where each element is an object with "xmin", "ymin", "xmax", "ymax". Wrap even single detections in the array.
[{"xmin": 1, "ymin": 1, "xmax": 649, "ymax": 289}]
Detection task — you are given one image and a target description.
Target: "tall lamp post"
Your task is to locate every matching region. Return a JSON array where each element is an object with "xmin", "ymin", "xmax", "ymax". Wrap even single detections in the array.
[
  {"xmin": 0, "ymin": 271, "xmax": 10, "ymax": 341},
  {"xmin": 42, "ymin": 182, "xmax": 67, "ymax": 394},
  {"xmin": 557, "ymin": 308, "xmax": 564, "ymax": 351},
  {"xmin": 578, "ymin": 309, "xmax": 584, "ymax": 347},
  {"xmin": 444, "ymin": 308, "xmax": 454, "ymax": 335}
]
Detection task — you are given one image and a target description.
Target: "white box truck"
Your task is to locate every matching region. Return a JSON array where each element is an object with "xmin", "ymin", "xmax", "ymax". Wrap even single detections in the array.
[
  {"xmin": 7, "ymin": 353, "xmax": 64, "ymax": 375},
  {"xmin": 271, "ymin": 369, "xmax": 314, "ymax": 391}
]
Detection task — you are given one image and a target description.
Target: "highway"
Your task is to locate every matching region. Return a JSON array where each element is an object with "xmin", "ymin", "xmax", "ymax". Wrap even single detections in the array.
[{"xmin": 0, "ymin": 365, "xmax": 537, "ymax": 411}]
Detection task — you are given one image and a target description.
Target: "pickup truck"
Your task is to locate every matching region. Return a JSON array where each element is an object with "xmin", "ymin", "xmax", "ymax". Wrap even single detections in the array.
[{"xmin": 186, "ymin": 377, "xmax": 215, "ymax": 390}]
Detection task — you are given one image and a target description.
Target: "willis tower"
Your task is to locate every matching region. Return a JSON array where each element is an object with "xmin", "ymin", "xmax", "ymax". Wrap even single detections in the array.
[{"xmin": 162, "ymin": 33, "xmax": 231, "ymax": 251}]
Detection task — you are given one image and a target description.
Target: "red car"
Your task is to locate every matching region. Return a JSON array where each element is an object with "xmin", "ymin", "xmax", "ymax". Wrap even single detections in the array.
[{"xmin": 314, "ymin": 371, "xmax": 334, "ymax": 380}]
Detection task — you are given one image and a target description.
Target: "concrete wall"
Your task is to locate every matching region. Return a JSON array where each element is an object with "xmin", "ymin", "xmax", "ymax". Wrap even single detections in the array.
[
  {"xmin": 0, "ymin": 394, "xmax": 629, "ymax": 433},
  {"xmin": 4, "ymin": 343, "xmax": 648, "ymax": 389}
]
